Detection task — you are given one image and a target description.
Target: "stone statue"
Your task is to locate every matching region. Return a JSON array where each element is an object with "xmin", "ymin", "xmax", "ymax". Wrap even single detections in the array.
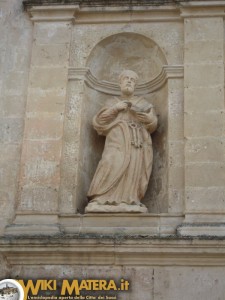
[{"xmin": 85, "ymin": 70, "xmax": 158, "ymax": 213}]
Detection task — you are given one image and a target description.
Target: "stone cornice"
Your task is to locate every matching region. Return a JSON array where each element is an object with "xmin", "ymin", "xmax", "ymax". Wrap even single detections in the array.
[
  {"xmin": 68, "ymin": 66, "xmax": 184, "ymax": 95},
  {"xmin": 23, "ymin": 0, "xmax": 189, "ymax": 9},
  {"xmin": 180, "ymin": 1, "xmax": 225, "ymax": 17},
  {"xmin": 23, "ymin": 1, "xmax": 225, "ymax": 23},
  {"xmin": 27, "ymin": 5, "xmax": 79, "ymax": 22},
  {"xmin": 23, "ymin": 1, "xmax": 225, "ymax": 10},
  {"xmin": 25, "ymin": 3, "xmax": 182, "ymax": 23},
  {"xmin": 2, "ymin": 237, "xmax": 225, "ymax": 266}
]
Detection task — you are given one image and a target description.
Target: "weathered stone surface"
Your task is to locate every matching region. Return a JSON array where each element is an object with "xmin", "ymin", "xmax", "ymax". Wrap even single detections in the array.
[
  {"xmin": 154, "ymin": 267, "xmax": 225, "ymax": 300},
  {"xmin": 34, "ymin": 22, "xmax": 72, "ymax": 44},
  {"xmin": 185, "ymin": 187, "xmax": 225, "ymax": 213},
  {"xmin": 185, "ymin": 137, "xmax": 224, "ymax": 163},
  {"xmin": 182, "ymin": 14, "xmax": 225, "ymax": 233},
  {"xmin": 184, "ymin": 17, "xmax": 223, "ymax": 42},
  {"xmin": 23, "ymin": 0, "xmax": 190, "ymax": 9},
  {"xmin": 0, "ymin": 0, "xmax": 33, "ymax": 233},
  {"xmin": 184, "ymin": 86, "xmax": 224, "ymax": 112},
  {"xmin": 2, "ymin": 0, "xmax": 225, "ymax": 298}
]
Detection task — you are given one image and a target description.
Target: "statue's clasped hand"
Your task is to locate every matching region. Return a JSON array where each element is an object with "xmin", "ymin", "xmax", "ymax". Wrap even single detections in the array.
[{"xmin": 114, "ymin": 101, "xmax": 131, "ymax": 112}]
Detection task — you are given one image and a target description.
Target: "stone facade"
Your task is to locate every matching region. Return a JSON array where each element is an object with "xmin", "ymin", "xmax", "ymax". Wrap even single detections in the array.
[{"xmin": 1, "ymin": 0, "xmax": 225, "ymax": 299}]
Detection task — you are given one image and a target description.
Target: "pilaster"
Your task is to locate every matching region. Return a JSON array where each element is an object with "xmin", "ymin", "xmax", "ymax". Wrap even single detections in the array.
[
  {"xmin": 178, "ymin": 1, "xmax": 225, "ymax": 236},
  {"xmin": 5, "ymin": 6, "xmax": 79, "ymax": 236}
]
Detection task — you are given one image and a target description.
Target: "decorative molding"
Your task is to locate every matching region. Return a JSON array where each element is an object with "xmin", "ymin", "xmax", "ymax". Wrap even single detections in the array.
[
  {"xmin": 23, "ymin": 0, "xmax": 225, "ymax": 24},
  {"xmin": 59, "ymin": 213, "xmax": 184, "ymax": 236},
  {"xmin": 23, "ymin": 1, "xmax": 225, "ymax": 23},
  {"xmin": 75, "ymin": 8, "xmax": 181, "ymax": 24},
  {"xmin": 177, "ymin": 223, "xmax": 225, "ymax": 237},
  {"xmin": 180, "ymin": 1, "xmax": 225, "ymax": 18},
  {"xmin": 4, "ymin": 214, "xmax": 183, "ymax": 236},
  {"xmin": 2, "ymin": 237, "xmax": 225, "ymax": 266},
  {"xmin": 27, "ymin": 5, "xmax": 80, "ymax": 22},
  {"xmin": 180, "ymin": 0, "xmax": 225, "ymax": 7},
  {"xmin": 23, "ymin": 0, "xmax": 187, "ymax": 9},
  {"xmin": 68, "ymin": 66, "xmax": 184, "ymax": 95}
]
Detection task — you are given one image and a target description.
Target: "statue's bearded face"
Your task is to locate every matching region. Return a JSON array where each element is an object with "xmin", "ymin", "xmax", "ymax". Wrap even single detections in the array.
[{"xmin": 120, "ymin": 74, "xmax": 136, "ymax": 96}]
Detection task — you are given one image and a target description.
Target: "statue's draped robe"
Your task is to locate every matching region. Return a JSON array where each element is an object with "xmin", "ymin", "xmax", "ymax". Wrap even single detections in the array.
[{"xmin": 87, "ymin": 96, "xmax": 157, "ymax": 207}]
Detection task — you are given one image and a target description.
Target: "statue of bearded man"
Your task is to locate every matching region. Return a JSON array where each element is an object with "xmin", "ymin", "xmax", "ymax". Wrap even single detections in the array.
[{"xmin": 85, "ymin": 70, "xmax": 158, "ymax": 213}]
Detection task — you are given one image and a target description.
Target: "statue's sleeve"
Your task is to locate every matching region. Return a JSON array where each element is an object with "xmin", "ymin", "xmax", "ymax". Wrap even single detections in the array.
[
  {"xmin": 145, "ymin": 107, "xmax": 158, "ymax": 134},
  {"xmin": 92, "ymin": 98, "xmax": 119, "ymax": 136}
]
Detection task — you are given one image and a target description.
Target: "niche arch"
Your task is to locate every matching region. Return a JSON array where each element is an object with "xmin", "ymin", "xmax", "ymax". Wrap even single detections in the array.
[
  {"xmin": 86, "ymin": 32, "xmax": 167, "ymax": 82},
  {"xmin": 78, "ymin": 32, "xmax": 168, "ymax": 213}
]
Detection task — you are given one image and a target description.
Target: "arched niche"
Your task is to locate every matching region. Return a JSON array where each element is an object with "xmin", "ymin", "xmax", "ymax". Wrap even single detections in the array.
[
  {"xmin": 86, "ymin": 32, "xmax": 167, "ymax": 82},
  {"xmin": 77, "ymin": 32, "xmax": 168, "ymax": 214}
]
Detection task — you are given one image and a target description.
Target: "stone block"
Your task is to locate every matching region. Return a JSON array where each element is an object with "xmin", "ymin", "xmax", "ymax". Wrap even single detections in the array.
[
  {"xmin": 82, "ymin": 214, "xmax": 159, "ymax": 228},
  {"xmin": 4, "ymin": 71, "xmax": 27, "ymax": 96},
  {"xmin": 0, "ymin": 80, "xmax": 2, "ymax": 98},
  {"xmin": 184, "ymin": 213, "xmax": 225, "ymax": 223},
  {"xmin": 1, "ymin": 95, "xmax": 26, "ymax": 117},
  {"xmin": 0, "ymin": 47, "xmax": 6, "ymax": 74},
  {"xmin": 13, "ymin": 48, "xmax": 33, "ymax": 71},
  {"xmin": 168, "ymin": 188, "xmax": 184, "ymax": 213},
  {"xmin": 59, "ymin": 189, "xmax": 76, "ymax": 213},
  {"xmin": 123, "ymin": 267, "xmax": 153, "ymax": 300},
  {"xmin": 0, "ymin": 117, "xmax": 24, "ymax": 143},
  {"xmin": 184, "ymin": 111, "xmax": 224, "ymax": 137},
  {"xmin": 32, "ymin": 44, "xmax": 70, "ymax": 67},
  {"xmin": 20, "ymin": 140, "xmax": 62, "ymax": 187},
  {"xmin": 168, "ymin": 88, "xmax": 184, "ymax": 117},
  {"xmin": 186, "ymin": 163, "xmax": 225, "ymax": 187},
  {"xmin": 185, "ymin": 137, "xmax": 224, "ymax": 163},
  {"xmin": 168, "ymin": 114, "xmax": 184, "ymax": 140},
  {"xmin": 178, "ymin": 223, "xmax": 225, "ymax": 237},
  {"xmin": 184, "ymin": 86, "xmax": 224, "ymax": 112},
  {"xmin": 0, "ymin": 189, "xmax": 16, "ymax": 216},
  {"xmin": 0, "ymin": 160, "xmax": 19, "ymax": 188},
  {"xmin": 34, "ymin": 22, "xmax": 72, "ymax": 44},
  {"xmin": 19, "ymin": 186, "xmax": 58, "ymax": 212},
  {"xmin": 0, "ymin": 254, "xmax": 9, "ymax": 278},
  {"xmin": 168, "ymin": 166, "xmax": 184, "ymax": 190},
  {"xmin": 0, "ymin": 143, "xmax": 20, "ymax": 163},
  {"xmin": 27, "ymin": 88, "xmax": 66, "ymax": 113},
  {"xmin": 3, "ymin": 46, "xmax": 31, "ymax": 74},
  {"xmin": 8, "ymin": 28, "xmax": 32, "ymax": 52},
  {"xmin": 162, "ymin": 42, "xmax": 184, "ymax": 65},
  {"xmin": 15, "ymin": 214, "xmax": 58, "ymax": 225},
  {"xmin": 22, "ymin": 140, "xmax": 62, "ymax": 162},
  {"xmin": 24, "ymin": 114, "xmax": 63, "ymax": 140},
  {"xmin": 154, "ymin": 267, "xmax": 225, "ymax": 300},
  {"xmin": 185, "ymin": 187, "xmax": 225, "ymax": 213},
  {"xmin": 184, "ymin": 64, "xmax": 224, "ymax": 88},
  {"xmin": 185, "ymin": 40, "xmax": 223, "ymax": 64},
  {"xmin": 21, "ymin": 158, "xmax": 60, "ymax": 187},
  {"xmin": 169, "ymin": 141, "xmax": 184, "ymax": 167},
  {"xmin": 29, "ymin": 67, "xmax": 68, "ymax": 89},
  {"xmin": 185, "ymin": 17, "xmax": 223, "ymax": 42}
]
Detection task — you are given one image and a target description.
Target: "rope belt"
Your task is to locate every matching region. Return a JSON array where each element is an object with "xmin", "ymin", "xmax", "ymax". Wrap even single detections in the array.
[{"xmin": 127, "ymin": 121, "xmax": 143, "ymax": 148}]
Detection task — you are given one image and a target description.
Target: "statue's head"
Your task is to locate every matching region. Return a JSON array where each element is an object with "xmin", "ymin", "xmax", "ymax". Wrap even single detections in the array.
[{"xmin": 119, "ymin": 70, "xmax": 139, "ymax": 96}]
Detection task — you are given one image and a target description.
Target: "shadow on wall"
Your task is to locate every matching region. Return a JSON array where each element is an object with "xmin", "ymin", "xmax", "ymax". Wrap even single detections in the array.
[{"xmin": 77, "ymin": 32, "xmax": 168, "ymax": 214}]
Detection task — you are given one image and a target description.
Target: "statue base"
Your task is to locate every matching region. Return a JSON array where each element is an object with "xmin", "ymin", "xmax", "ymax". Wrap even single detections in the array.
[{"xmin": 85, "ymin": 202, "xmax": 148, "ymax": 213}]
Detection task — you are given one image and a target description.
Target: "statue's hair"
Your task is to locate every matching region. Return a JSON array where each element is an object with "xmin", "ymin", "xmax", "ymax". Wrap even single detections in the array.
[{"xmin": 119, "ymin": 70, "xmax": 139, "ymax": 83}]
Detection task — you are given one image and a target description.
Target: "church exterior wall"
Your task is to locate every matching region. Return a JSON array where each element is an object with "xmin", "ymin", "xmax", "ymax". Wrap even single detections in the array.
[{"xmin": 1, "ymin": 0, "xmax": 225, "ymax": 299}]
